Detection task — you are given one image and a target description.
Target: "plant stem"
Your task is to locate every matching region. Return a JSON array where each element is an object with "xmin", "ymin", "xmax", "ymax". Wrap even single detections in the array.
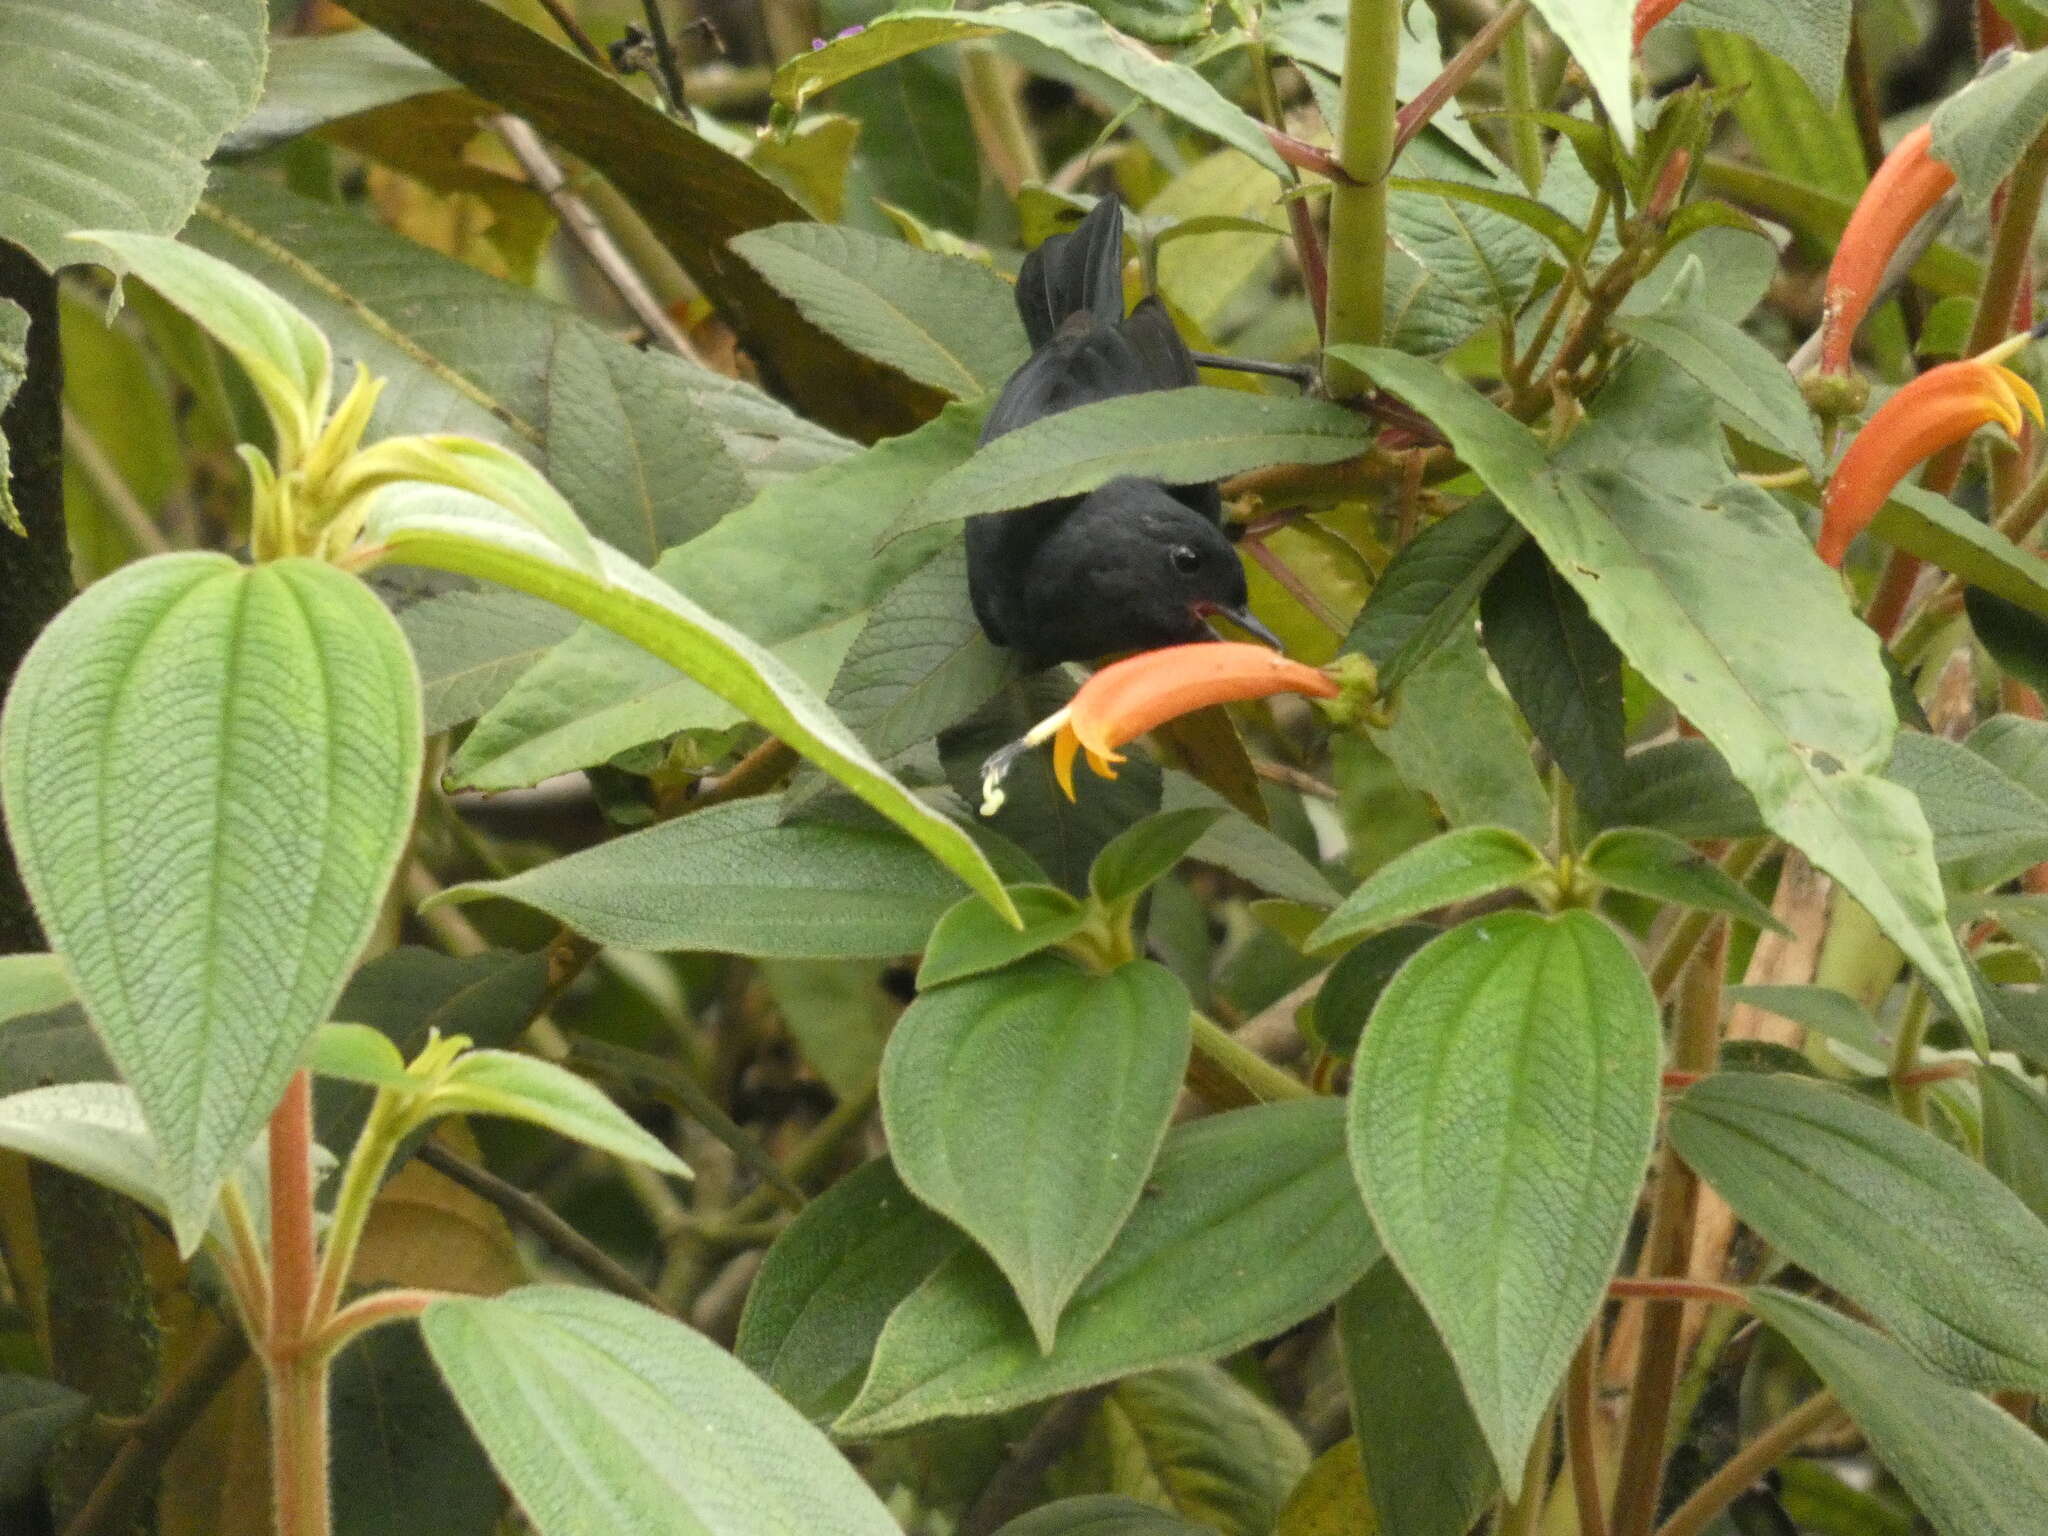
[
  {"xmin": 1610, "ymin": 926, "xmax": 1724, "ymax": 1536},
  {"xmin": 1389, "ymin": 0, "xmax": 1531, "ymax": 168},
  {"xmin": 266, "ymin": 1071, "xmax": 330, "ymax": 1536},
  {"xmin": 1650, "ymin": 1392, "xmax": 1841, "ymax": 1536},
  {"xmin": 1567, "ymin": 1333, "xmax": 1611, "ymax": 1536},
  {"xmin": 1321, "ymin": 0, "xmax": 1404, "ymax": 395},
  {"xmin": 960, "ymin": 45, "xmax": 1044, "ymax": 197},
  {"xmin": 1500, "ymin": 13, "xmax": 1545, "ymax": 194},
  {"xmin": 1888, "ymin": 981, "xmax": 1934, "ymax": 1126},
  {"xmin": 1247, "ymin": 37, "xmax": 1331, "ymax": 333},
  {"xmin": 308, "ymin": 1089, "xmax": 409, "ymax": 1325},
  {"xmin": 1189, "ymin": 1010, "xmax": 1311, "ymax": 1105}
]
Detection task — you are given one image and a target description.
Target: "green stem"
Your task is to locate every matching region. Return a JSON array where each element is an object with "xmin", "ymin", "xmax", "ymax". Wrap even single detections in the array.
[
  {"xmin": 308, "ymin": 1087, "xmax": 412, "ymax": 1325},
  {"xmin": 267, "ymin": 1072, "xmax": 330, "ymax": 1536},
  {"xmin": 1189, "ymin": 1010, "xmax": 1310, "ymax": 1104},
  {"xmin": 1500, "ymin": 13, "xmax": 1545, "ymax": 194},
  {"xmin": 1650, "ymin": 1392, "xmax": 1841, "ymax": 1536},
  {"xmin": 1321, "ymin": 0, "xmax": 1404, "ymax": 396},
  {"xmin": 1889, "ymin": 982, "xmax": 1934, "ymax": 1127}
]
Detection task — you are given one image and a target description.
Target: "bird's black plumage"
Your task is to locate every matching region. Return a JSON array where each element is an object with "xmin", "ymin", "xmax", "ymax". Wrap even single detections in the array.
[{"xmin": 965, "ymin": 199, "xmax": 1269, "ymax": 665}]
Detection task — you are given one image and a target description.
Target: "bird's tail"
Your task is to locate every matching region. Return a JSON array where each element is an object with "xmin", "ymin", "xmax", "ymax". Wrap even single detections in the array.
[{"xmin": 1013, "ymin": 197, "xmax": 1125, "ymax": 349}]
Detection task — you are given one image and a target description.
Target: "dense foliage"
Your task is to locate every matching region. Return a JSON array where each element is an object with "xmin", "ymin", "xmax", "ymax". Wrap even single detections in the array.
[{"xmin": 6, "ymin": 0, "xmax": 2048, "ymax": 1533}]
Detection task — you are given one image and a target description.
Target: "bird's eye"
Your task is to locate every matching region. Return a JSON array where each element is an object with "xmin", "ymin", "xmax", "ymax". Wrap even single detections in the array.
[{"xmin": 1169, "ymin": 544, "xmax": 1202, "ymax": 575}]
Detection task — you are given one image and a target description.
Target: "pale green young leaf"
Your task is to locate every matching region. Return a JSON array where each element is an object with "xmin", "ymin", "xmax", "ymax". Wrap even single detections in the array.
[
  {"xmin": 360, "ymin": 486, "xmax": 1016, "ymax": 927},
  {"xmin": 1932, "ymin": 48, "xmax": 2048, "ymax": 206},
  {"xmin": 1752, "ymin": 1290, "xmax": 2048, "ymax": 1536},
  {"xmin": 882, "ymin": 958, "xmax": 1192, "ymax": 1351},
  {"xmin": 422, "ymin": 1286, "xmax": 902, "ymax": 1536},
  {"xmin": 890, "ymin": 389, "xmax": 1374, "ymax": 539},
  {"xmin": 737, "ymin": 1158, "xmax": 968, "ymax": 1422},
  {"xmin": 776, "ymin": 4, "xmax": 1283, "ymax": 174},
  {"xmin": 305, "ymin": 1023, "xmax": 413, "ymax": 1093},
  {"xmin": 433, "ymin": 1051, "xmax": 690, "ymax": 1178},
  {"xmin": 1581, "ymin": 827, "xmax": 1788, "ymax": 932},
  {"xmin": 1310, "ymin": 826, "xmax": 1547, "ymax": 952},
  {"xmin": 0, "ymin": 0, "xmax": 265, "ymax": 271},
  {"xmin": 0, "ymin": 554, "xmax": 422, "ymax": 1250},
  {"xmin": 1346, "ymin": 911, "xmax": 1660, "ymax": 1492},
  {"xmin": 339, "ymin": 434, "xmax": 600, "ymax": 579},
  {"xmin": 1671, "ymin": 1073, "xmax": 2048, "ymax": 1393},
  {"xmin": 838, "ymin": 1100, "xmax": 1379, "ymax": 1437},
  {"xmin": 68, "ymin": 230, "xmax": 330, "ymax": 462},
  {"xmin": 0, "ymin": 955, "xmax": 70, "ymax": 1028},
  {"xmin": 440, "ymin": 800, "xmax": 970, "ymax": 959},
  {"xmin": 1340, "ymin": 345, "xmax": 1981, "ymax": 1047},
  {"xmin": 917, "ymin": 886, "xmax": 1089, "ymax": 990},
  {"xmin": 731, "ymin": 224, "xmax": 1029, "ymax": 398}
]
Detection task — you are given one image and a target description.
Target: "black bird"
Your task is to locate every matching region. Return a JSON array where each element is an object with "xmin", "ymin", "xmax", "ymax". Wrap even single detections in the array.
[{"xmin": 965, "ymin": 198, "xmax": 1278, "ymax": 666}]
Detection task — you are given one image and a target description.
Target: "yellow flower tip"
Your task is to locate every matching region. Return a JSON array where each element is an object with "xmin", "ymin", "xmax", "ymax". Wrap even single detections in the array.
[{"xmin": 1999, "ymin": 366, "xmax": 2044, "ymax": 430}]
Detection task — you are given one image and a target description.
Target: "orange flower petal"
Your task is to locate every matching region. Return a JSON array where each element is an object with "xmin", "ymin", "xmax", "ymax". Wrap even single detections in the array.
[
  {"xmin": 1070, "ymin": 643, "xmax": 1341, "ymax": 762},
  {"xmin": 1052, "ymin": 724, "xmax": 1080, "ymax": 801},
  {"xmin": 1818, "ymin": 358, "xmax": 2031, "ymax": 566},
  {"xmin": 1819, "ymin": 124, "xmax": 1957, "ymax": 375}
]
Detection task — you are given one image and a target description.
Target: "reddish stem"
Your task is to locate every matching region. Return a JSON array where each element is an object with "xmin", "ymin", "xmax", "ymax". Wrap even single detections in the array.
[
  {"xmin": 313, "ymin": 1288, "xmax": 443, "ymax": 1355},
  {"xmin": 268, "ymin": 1070, "xmax": 317, "ymax": 1348},
  {"xmin": 1608, "ymin": 1276, "xmax": 1751, "ymax": 1311}
]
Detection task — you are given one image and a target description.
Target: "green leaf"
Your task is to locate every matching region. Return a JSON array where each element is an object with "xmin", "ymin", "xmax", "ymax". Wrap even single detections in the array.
[
  {"xmin": 1055, "ymin": 1363, "xmax": 1311, "ymax": 1534},
  {"xmin": 882, "ymin": 958, "xmax": 1192, "ymax": 1350},
  {"xmin": 1386, "ymin": 187, "xmax": 1547, "ymax": 334},
  {"xmin": 919, "ymin": 886, "xmax": 1090, "ymax": 989},
  {"xmin": 306, "ymin": 1024, "xmax": 414, "ymax": 1093},
  {"xmin": 1077, "ymin": 0, "xmax": 1215, "ymax": 42},
  {"xmin": 442, "ymin": 800, "xmax": 973, "ymax": 959},
  {"xmin": 731, "ymin": 224, "xmax": 1029, "ymax": 398},
  {"xmin": 1981, "ymin": 1065, "xmax": 2048, "ymax": 1223},
  {"xmin": 1347, "ymin": 910, "xmax": 1661, "ymax": 1491},
  {"xmin": 421, "ymin": 1286, "xmax": 901, "ymax": 1536},
  {"xmin": 1304, "ymin": 925, "xmax": 1439, "ymax": 1058},
  {"xmin": 1340, "ymin": 345, "xmax": 1983, "ymax": 1049},
  {"xmin": 0, "ymin": 955, "xmax": 71, "ymax": 1028},
  {"xmin": 1932, "ymin": 48, "xmax": 2048, "ymax": 206},
  {"xmin": 1612, "ymin": 304, "xmax": 1824, "ymax": 474},
  {"xmin": 451, "ymin": 405, "xmax": 976, "ymax": 791},
  {"xmin": 0, "ymin": 554, "xmax": 421, "ymax": 1249},
  {"xmin": 1883, "ymin": 730, "xmax": 2048, "ymax": 888},
  {"xmin": 1582, "ymin": 827, "xmax": 1788, "ymax": 932},
  {"xmin": 891, "ymin": 388, "xmax": 1373, "ymax": 538},
  {"xmin": 1090, "ymin": 808, "xmax": 1228, "ymax": 910},
  {"xmin": 1968, "ymin": 713, "xmax": 2048, "ymax": 801},
  {"xmin": 1391, "ymin": 177, "xmax": 1589, "ymax": 263},
  {"xmin": 1967, "ymin": 585, "xmax": 2048, "ymax": 701},
  {"xmin": 1309, "ymin": 827, "xmax": 1548, "ymax": 952},
  {"xmin": 330, "ymin": 1323, "xmax": 506, "ymax": 1536},
  {"xmin": 0, "ymin": 298, "xmax": 27, "ymax": 535},
  {"xmin": 737, "ymin": 1157, "xmax": 968, "ymax": 1422},
  {"xmin": 1479, "ymin": 538, "xmax": 1626, "ymax": 813},
  {"xmin": 1524, "ymin": 0, "xmax": 1635, "ymax": 150},
  {"xmin": 341, "ymin": 433, "xmax": 602, "ymax": 579},
  {"xmin": 1367, "ymin": 625, "xmax": 1553, "ymax": 846},
  {"xmin": 1725, "ymin": 983, "xmax": 1889, "ymax": 1062},
  {"xmin": 0, "ymin": 1375, "xmax": 88, "ymax": 1504},
  {"xmin": 0, "ymin": 0, "xmax": 265, "ymax": 271},
  {"xmin": 1658, "ymin": 0, "xmax": 1851, "ymax": 104},
  {"xmin": 1344, "ymin": 500, "xmax": 1524, "ymax": 693},
  {"xmin": 1600, "ymin": 740, "xmax": 1765, "ymax": 840},
  {"xmin": 0, "ymin": 1083, "xmax": 175, "ymax": 1229},
  {"xmin": 838, "ymin": 1099, "xmax": 1380, "ymax": 1436},
  {"xmin": 1697, "ymin": 32, "xmax": 1863, "ymax": 202},
  {"xmin": 1338, "ymin": 1262, "xmax": 1499, "ymax": 1536},
  {"xmin": 777, "ymin": 5, "xmax": 1283, "ymax": 174},
  {"xmin": 397, "ymin": 589, "xmax": 578, "ymax": 736},
  {"xmin": 337, "ymin": 0, "xmax": 926, "ymax": 439},
  {"xmin": 430, "ymin": 1051, "xmax": 691, "ymax": 1178},
  {"xmin": 997, "ymin": 1497, "xmax": 1212, "ymax": 1535},
  {"xmin": 1670, "ymin": 1072, "xmax": 2048, "ymax": 1394},
  {"xmin": 362, "ymin": 486, "xmax": 1016, "ymax": 927},
  {"xmin": 220, "ymin": 28, "xmax": 452, "ymax": 156},
  {"xmin": 1870, "ymin": 487, "xmax": 2048, "ymax": 622},
  {"xmin": 71, "ymin": 230, "xmax": 330, "ymax": 463},
  {"xmin": 1751, "ymin": 1289, "xmax": 2048, "ymax": 1536}
]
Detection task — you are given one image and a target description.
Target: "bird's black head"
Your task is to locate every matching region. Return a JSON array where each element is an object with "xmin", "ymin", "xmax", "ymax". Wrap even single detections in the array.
[{"xmin": 1006, "ymin": 478, "xmax": 1277, "ymax": 663}]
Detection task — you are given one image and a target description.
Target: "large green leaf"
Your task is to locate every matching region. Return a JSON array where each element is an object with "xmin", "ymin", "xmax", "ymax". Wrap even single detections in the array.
[
  {"xmin": 221, "ymin": 28, "xmax": 452, "ymax": 156},
  {"xmin": 1657, "ymin": 0, "xmax": 1851, "ymax": 103},
  {"xmin": 1524, "ymin": 0, "xmax": 1635, "ymax": 150},
  {"xmin": 1612, "ymin": 303, "xmax": 1824, "ymax": 474},
  {"xmin": 1752, "ymin": 1289, "xmax": 2048, "ymax": 1536},
  {"xmin": 0, "ymin": 0, "xmax": 265, "ymax": 270},
  {"xmin": 451, "ymin": 405, "xmax": 977, "ymax": 791},
  {"xmin": 837, "ymin": 1099, "xmax": 1380, "ymax": 1436},
  {"xmin": 440, "ymin": 800, "xmax": 970, "ymax": 959},
  {"xmin": 1671, "ymin": 1072, "xmax": 2048, "ymax": 1394},
  {"xmin": 1580, "ymin": 827, "xmax": 1787, "ymax": 931},
  {"xmin": 1931, "ymin": 48, "xmax": 2048, "ymax": 207},
  {"xmin": 421, "ymin": 1286, "xmax": 902, "ymax": 1536},
  {"xmin": 1343, "ymin": 499, "xmax": 1524, "ymax": 693},
  {"xmin": 1883, "ymin": 731, "xmax": 2048, "ymax": 889},
  {"xmin": 1981, "ymin": 1065, "xmax": 2048, "ymax": 1223},
  {"xmin": 1342, "ymin": 346, "xmax": 1982, "ymax": 1047},
  {"xmin": 777, "ymin": 4, "xmax": 1282, "ymax": 174},
  {"xmin": 1346, "ymin": 910, "xmax": 1661, "ymax": 1491},
  {"xmin": 0, "ymin": 554, "xmax": 421, "ymax": 1248},
  {"xmin": 360, "ymin": 486, "xmax": 1016, "ymax": 926},
  {"xmin": 1337, "ymin": 1262, "xmax": 1498, "ymax": 1536},
  {"xmin": 1308, "ymin": 827, "xmax": 1547, "ymax": 952},
  {"xmin": 737, "ymin": 1157, "xmax": 968, "ymax": 1422},
  {"xmin": 889, "ymin": 388, "xmax": 1374, "ymax": 538},
  {"xmin": 731, "ymin": 224, "xmax": 1029, "ymax": 398},
  {"xmin": 337, "ymin": 0, "xmax": 928, "ymax": 438},
  {"xmin": 882, "ymin": 958, "xmax": 1192, "ymax": 1350},
  {"xmin": 1868, "ymin": 487, "xmax": 2048, "ymax": 622}
]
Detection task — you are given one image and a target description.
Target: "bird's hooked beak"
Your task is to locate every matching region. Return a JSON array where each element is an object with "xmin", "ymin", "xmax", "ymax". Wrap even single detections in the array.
[{"xmin": 1198, "ymin": 603, "xmax": 1283, "ymax": 650}]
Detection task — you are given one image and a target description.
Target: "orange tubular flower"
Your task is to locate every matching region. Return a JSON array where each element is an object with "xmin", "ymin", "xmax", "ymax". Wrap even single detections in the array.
[
  {"xmin": 1817, "ymin": 347, "xmax": 2043, "ymax": 567},
  {"xmin": 1632, "ymin": 0, "xmax": 1683, "ymax": 50},
  {"xmin": 979, "ymin": 643, "xmax": 1341, "ymax": 813},
  {"xmin": 1818, "ymin": 125, "xmax": 1957, "ymax": 375}
]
